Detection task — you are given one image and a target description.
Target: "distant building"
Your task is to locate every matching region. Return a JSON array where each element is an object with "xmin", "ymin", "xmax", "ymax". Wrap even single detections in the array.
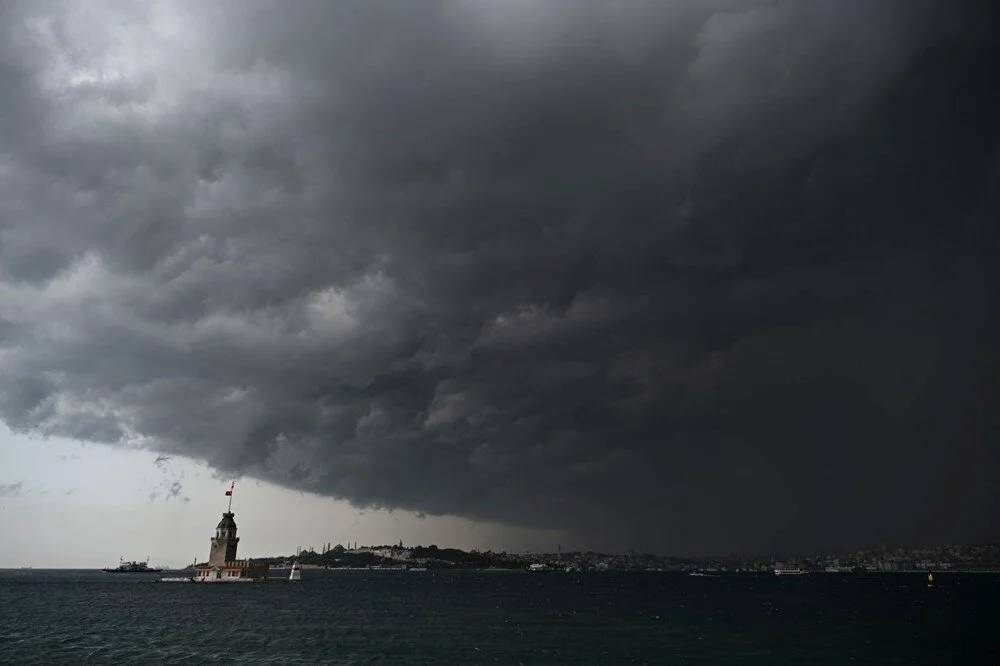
[
  {"xmin": 194, "ymin": 510, "xmax": 267, "ymax": 582},
  {"xmin": 371, "ymin": 547, "xmax": 412, "ymax": 560}
]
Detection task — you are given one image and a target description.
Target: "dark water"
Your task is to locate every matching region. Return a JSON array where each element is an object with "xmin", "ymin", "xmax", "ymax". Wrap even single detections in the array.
[{"xmin": 0, "ymin": 570, "xmax": 996, "ymax": 664}]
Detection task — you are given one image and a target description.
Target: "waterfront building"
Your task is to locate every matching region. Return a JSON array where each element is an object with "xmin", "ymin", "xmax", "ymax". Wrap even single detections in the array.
[{"xmin": 194, "ymin": 484, "xmax": 267, "ymax": 582}]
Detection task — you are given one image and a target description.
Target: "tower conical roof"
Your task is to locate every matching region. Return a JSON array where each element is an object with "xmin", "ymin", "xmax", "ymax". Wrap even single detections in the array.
[{"xmin": 216, "ymin": 511, "xmax": 237, "ymax": 530}]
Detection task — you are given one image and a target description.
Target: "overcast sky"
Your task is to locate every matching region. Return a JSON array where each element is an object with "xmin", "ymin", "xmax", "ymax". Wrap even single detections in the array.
[
  {"xmin": 1, "ymin": 1, "xmax": 998, "ymax": 563},
  {"xmin": 0, "ymin": 425, "xmax": 562, "ymax": 568}
]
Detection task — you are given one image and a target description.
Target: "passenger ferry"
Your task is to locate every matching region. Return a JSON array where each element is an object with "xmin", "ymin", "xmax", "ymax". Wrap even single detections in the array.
[{"xmin": 102, "ymin": 557, "xmax": 162, "ymax": 573}]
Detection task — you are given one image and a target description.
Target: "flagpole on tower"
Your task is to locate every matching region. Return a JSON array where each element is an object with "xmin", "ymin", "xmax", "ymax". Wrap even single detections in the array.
[{"xmin": 226, "ymin": 481, "xmax": 234, "ymax": 512}]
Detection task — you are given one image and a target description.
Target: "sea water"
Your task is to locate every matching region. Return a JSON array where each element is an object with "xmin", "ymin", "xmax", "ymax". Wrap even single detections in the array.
[{"xmin": 0, "ymin": 569, "xmax": 996, "ymax": 663}]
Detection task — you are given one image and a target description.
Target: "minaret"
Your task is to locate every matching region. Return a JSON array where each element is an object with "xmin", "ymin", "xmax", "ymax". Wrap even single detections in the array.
[{"xmin": 208, "ymin": 482, "xmax": 239, "ymax": 565}]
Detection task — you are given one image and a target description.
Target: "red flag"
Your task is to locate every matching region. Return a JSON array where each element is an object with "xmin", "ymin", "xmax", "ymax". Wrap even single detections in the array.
[{"xmin": 225, "ymin": 482, "xmax": 234, "ymax": 496}]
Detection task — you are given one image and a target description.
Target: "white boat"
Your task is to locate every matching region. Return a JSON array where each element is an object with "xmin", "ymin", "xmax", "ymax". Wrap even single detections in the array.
[
  {"xmin": 774, "ymin": 567, "xmax": 807, "ymax": 576},
  {"xmin": 289, "ymin": 560, "xmax": 302, "ymax": 581}
]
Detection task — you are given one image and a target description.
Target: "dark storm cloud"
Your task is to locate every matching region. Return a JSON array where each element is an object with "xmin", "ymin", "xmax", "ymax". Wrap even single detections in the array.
[{"xmin": 0, "ymin": 0, "xmax": 997, "ymax": 554}]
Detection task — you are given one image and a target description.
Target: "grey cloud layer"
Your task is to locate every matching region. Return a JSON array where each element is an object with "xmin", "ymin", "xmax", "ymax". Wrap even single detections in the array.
[{"xmin": 1, "ymin": 1, "xmax": 997, "ymax": 554}]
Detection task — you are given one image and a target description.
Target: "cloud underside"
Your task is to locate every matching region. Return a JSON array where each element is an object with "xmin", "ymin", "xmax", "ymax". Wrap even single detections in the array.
[{"xmin": 0, "ymin": 1, "xmax": 998, "ymax": 554}]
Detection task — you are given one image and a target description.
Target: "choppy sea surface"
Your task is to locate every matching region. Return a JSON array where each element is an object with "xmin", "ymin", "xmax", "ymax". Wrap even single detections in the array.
[{"xmin": 0, "ymin": 569, "xmax": 996, "ymax": 664}]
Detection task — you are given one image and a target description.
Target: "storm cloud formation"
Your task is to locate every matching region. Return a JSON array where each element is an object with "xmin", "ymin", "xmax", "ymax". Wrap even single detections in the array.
[{"xmin": 1, "ymin": 1, "xmax": 997, "ymax": 554}]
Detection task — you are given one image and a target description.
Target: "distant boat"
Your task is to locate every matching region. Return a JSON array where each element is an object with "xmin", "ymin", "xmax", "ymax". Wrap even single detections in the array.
[
  {"xmin": 289, "ymin": 560, "xmax": 302, "ymax": 581},
  {"xmin": 527, "ymin": 563, "xmax": 551, "ymax": 572},
  {"xmin": 689, "ymin": 571, "xmax": 720, "ymax": 577},
  {"xmin": 102, "ymin": 558, "xmax": 162, "ymax": 573},
  {"xmin": 774, "ymin": 566, "xmax": 807, "ymax": 576}
]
